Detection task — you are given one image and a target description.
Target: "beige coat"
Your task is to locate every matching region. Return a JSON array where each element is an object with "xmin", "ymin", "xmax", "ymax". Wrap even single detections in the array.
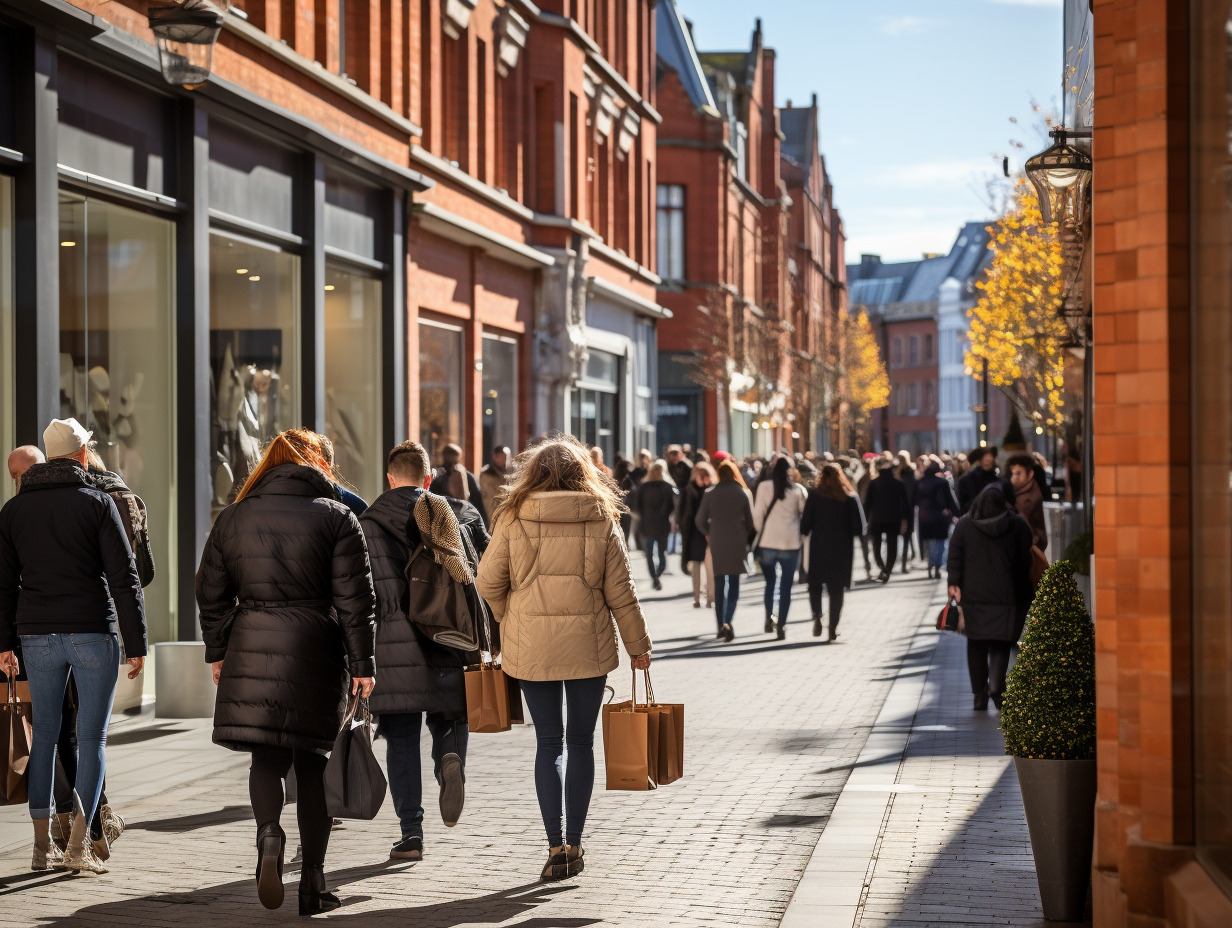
[{"xmin": 475, "ymin": 491, "xmax": 652, "ymax": 681}]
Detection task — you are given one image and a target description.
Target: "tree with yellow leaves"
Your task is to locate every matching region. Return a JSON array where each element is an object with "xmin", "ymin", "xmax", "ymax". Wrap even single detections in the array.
[
  {"xmin": 966, "ymin": 180, "xmax": 1068, "ymax": 423},
  {"xmin": 842, "ymin": 310, "xmax": 890, "ymax": 446}
]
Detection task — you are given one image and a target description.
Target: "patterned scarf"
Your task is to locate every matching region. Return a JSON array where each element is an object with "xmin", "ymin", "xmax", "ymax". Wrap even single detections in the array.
[{"xmin": 413, "ymin": 491, "xmax": 474, "ymax": 583}]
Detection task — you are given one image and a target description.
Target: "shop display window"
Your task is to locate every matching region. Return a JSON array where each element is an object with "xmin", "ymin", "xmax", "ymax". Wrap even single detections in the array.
[
  {"xmin": 419, "ymin": 320, "xmax": 465, "ymax": 465},
  {"xmin": 0, "ymin": 177, "xmax": 13, "ymax": 506},
  {"xmin": 324, "ymin": 267, "xmax": 383, "ymax": 504},
  {"xmin": 58, "ymin": 193, "xmax": 176, "ymax": 641},
  {"xmin": 208, "ymin": 232, "xmax": 300, "ymax": 514},
  {"xmin": 481, "ymin": 333, "xmax": 518, "ymax": 461}
]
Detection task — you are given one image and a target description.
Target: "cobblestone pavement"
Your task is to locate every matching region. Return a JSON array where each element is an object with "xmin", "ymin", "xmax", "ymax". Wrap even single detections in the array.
[{"xmin": 0, "ymin": 554, "xmax": 941, "ymax": 928}]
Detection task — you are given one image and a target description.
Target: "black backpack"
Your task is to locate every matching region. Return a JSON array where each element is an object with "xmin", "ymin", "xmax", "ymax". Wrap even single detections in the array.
[{"xmin": 403, "ymin": 498, "xmax": 487, "ymax": 653}]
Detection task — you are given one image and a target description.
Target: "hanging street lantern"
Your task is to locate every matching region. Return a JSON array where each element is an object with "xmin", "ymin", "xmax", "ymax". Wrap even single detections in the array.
[
  {"xmin": 148, "ymin": 0, "xmax": 226, "ymax": 90},
  {"xmin": 1024, "ymin": 127, "xmax": 1093, "ymax": 231}
]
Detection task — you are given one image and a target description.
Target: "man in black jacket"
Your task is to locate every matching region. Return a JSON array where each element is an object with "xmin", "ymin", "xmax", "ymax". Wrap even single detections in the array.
[
  {"xmin": 864, "ymin": 459, "xmax": 911, "ymax": 583},
  {"xmin": 429, "ymin": 443, "xmax": 489, "ymax": 528},
  {"xmin": 957, "ymin": 445, "xmax": 1001, "ymax": 514},
  {"xmin": 0, "ymin": 418, "xmax": 146, "ymax": 874},
  {"xmin": 361, "ymin": 439, "xmax": 489, "ymax": 861}
]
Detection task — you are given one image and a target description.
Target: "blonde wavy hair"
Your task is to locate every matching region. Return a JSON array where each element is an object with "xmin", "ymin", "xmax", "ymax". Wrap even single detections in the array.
[
  {"xmin": 233, "ymin": 428, "xmax": 334, "ymax": 504},
  {"xmin": 493, "ymin": 434, "xmax": 626, "ymax": 527}
]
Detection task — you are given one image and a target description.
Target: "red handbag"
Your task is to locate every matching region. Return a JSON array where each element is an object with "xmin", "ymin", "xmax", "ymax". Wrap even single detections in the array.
[{"xmin": 936, "ymin": 596, "xmax": 965, "ymax": 634}]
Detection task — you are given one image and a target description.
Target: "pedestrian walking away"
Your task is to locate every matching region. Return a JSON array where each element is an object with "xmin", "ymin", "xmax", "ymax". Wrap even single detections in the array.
[
  {"xmin": 753, "ymin": 458, "xmax": 808, "ymax": 639},
  {"xmin": 864, "ymin": 459, "xmax": 910, "ymax": 583},
  {"xmin": 800, "ymin": 464, "xmax": 866, "ymax": 641},
  {"xmin": 946, "ymin": 485, "xmax": 1033, "ymax": 711},
  {"xmin": 633, "ymin": 460, "xmax": 678, "ymax": 591},
  {"xmin": 694, "ymin": 460, "xmax": 755, "ymax": 642},
  {"xmin": 915, "ymin": 461, "xmax": 960, "ymax": 579},
  {"xmin": 430, "ymin": 443, "xmax": 490, "ymax": 528},
  {"xmin": 896, "ymin": 451, "xmax": 918, "ymax": 573},
  {"xmin": 362, "ymin": 439, "xmax": 488, "ymax": 862},
  {"xmin": 475, "ymin": 436, "xmax": 652, "ymax": 883},
  {"xmin": 479, "ymin": 446, "xmax": 512, "ymax": 519},
  {"xmin": 678, "ymin": 462, "xmax": 716, "ymax": 608},
  {"xmin": 195, "ymin": 428, "xmax": 376, "ymax": 915},
  {"xmin": 0, "ymin": 417, "xmax": 148, "ymax": 876}
]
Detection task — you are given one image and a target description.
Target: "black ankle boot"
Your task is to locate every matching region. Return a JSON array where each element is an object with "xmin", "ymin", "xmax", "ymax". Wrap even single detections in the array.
[
  {"xmin": 255, "ymin": 822, "xmax": 286, "ymax": 910},
  {"xmin": 298, "ymin": 864, "xmax": 341, "ymax": 916}
]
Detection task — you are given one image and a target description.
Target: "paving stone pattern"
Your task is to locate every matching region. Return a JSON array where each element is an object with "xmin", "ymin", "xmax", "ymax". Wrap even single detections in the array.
[{"xmin": 0, "ymin": 556, "xmax": 938, "ymax": 928}]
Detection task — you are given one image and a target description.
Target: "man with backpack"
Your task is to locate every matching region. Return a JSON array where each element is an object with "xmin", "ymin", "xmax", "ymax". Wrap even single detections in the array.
[{"xmin": 359, "ymin": 439, "xmax": 489, "ymax": 862}]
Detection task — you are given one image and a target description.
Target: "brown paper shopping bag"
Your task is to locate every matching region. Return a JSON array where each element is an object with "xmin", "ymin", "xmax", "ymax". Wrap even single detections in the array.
[
  {"xmin": 464, "ymin": 660, "xmax": 513, "ymax": 733},
  {"xmin": 2, "ymin": 677, "xmax": 32, "ymax": 806},
  {"xmin": 603, "ymin": 668, "xmax": 664, "ymax": 791},
  {"xmin": 643, "ymin": 671, "xmax": 684, "ymax": 786}
]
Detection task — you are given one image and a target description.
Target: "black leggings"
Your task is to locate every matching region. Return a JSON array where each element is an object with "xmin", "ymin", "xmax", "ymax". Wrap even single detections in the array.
[
  {"xmin": 872, "ymin": 527, "xmax": 899, "ymax": 573},
  {"xmin": 249, "ymin": 746, "xmax": 331, "ymax": 867},
  {"xmin": 807, "ymin": 583, "xmax": 845, "ymax": 630},
  {"xmin": 519, "ymin": 676, "xmax": 607, "ymax": 847}
]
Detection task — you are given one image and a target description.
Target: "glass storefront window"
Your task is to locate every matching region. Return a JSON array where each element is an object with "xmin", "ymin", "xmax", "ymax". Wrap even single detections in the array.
[
  {"xmin": 208, "ymin": 232, "xmax": 300, "ymax": 515},
  {"xmin": 58, "ymin": 193, "xmax": 176, "ymax": 642},
  {"xmin": 324, "ymin": 267, "xmax": 382, "ymax": 504},
  {"xmin": 1, "ymin": 176, "xmax": 13, "ymax": 506},
  {"xmin": 481, "ymin": 333, "xmax": 518, "ymax": 461},
  {"xmin": 1192, "ymin": 0, "xmax": 1232, "ymax": 895},
  {"xmin": 419, "ymin": 320, "xmax": 464, "ymax": 465}
]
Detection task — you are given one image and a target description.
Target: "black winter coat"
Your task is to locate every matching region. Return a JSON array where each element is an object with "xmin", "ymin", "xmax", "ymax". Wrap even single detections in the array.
[
  {"xmin": 429, "ymin": 468, "xmax": 489, "ymax": 527},
  {"xmin": 946, "ymin": 511, "xmax": 1033, "ymax": 642},
  {"xmin": 677, "ymin": 481, "xmax": 710, "ymax": 566},
  {"xmin": 864, "ymin": 471, "xmax": 910, "ymax": 529},
  {"xmin": 635, "ymin": 480, "xmax": 678, "ymax": 540},
  {"xmin": 0, "ymin": 459, "xmax": 147, "ymax": 656},
  {"xmin": 361, "ymin": 487, "xmax": 489, "ymax": 719},
  {"xmin": 196, "ymin": 464, "xmax": 377, "ymax": 754},
  {"xmin": 800, "ymin": 490, "xmax": 865, "ymax": 591},
  {"xmin": 915, "ymin": 474, "xmax": 959, "ymax": 541}
]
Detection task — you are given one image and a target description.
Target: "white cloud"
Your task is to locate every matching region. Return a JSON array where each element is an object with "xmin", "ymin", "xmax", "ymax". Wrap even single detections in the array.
[{"xmin": 878, "ymin": 15, "xmax": 933, "ymax": 36}]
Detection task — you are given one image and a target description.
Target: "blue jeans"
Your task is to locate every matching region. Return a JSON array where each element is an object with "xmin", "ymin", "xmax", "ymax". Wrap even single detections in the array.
[
  {"xmin": 20, "ymin": 633, "xmax": 119, "ymax": 821},
  {"xmin": 642, "ymin": 534, "xmax": 668, "ymax": 580},
  {"xmin": 379, "ymin": 712, "xmax": 468, "ymax": 840},
  {"xmin": 760, "ymin": 548, "xmax": 800, "ymax": 629},
  {"xmin": 927, "ymin": 539, "xmax": 946, "ymax": 571},
  {"xmin": 714, "ymin": 574, "xmax": 741, "ymax": 627},
  {"xmin": 518, "ymin": 675, "xmax": 607, "ymax": 847}
]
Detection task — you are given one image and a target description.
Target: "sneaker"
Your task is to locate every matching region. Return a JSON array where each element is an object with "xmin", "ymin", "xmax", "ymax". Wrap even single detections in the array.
[
  {"xmin": 439, "ymin": 753, "xmax": 465, "ymax": 827},
  {"xmin": 390, "ymin": 836, "xmax": 424, "ymax": 861},
  {"xmin": 99, "ymin": 805, "xmax": 124, "ymax": 846}
]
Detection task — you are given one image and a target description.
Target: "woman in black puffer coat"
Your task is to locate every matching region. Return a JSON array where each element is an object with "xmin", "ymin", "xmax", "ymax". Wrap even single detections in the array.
[{"xmin": 196, "ymin": 429, "xmax": 376, "ymax": 916}]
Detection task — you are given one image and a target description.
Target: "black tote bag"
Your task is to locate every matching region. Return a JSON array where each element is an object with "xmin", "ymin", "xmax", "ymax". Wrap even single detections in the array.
[{"xmin": 324, "ymin": 696, "xmax": 387, "ymax": 820}]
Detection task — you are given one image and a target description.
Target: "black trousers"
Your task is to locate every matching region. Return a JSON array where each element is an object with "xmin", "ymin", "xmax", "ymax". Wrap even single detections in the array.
[
  {"xmin": 966, "ymin": 639, "xmax": 1013, "ymax": 696},
  {"xmin": 249, "ymin": 745, "xmax": 331, "ymax": 867},
  {"xmin": 871, "ymin": 526, "xmax": 899, "ymax": 573},
  {"xmin": 807, "ymin": 582, "xmax": 845, "ymax": 630}
]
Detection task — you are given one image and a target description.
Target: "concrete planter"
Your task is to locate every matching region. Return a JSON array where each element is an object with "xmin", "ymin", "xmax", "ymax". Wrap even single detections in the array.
[
  {"xmin": 153, "ymin": 641, "xmax": 216, "ymax": 719},
  {"xmin": 1014, "ymin": 756, "xmax": 1097, "ymax": 922}
]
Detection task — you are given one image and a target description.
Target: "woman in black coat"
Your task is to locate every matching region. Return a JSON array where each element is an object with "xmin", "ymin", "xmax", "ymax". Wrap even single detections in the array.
[
  {"xmin": 946, "ymin": 485, "xmax": 1032, "ymax": 711},
  {"xmin": 197, "ymin": 429, "xmax": 376, "ymax": 915},
  {"xmin": 633, "ymin": 460, "xmax": 679, "ymax": 590},
  {"xmin": 915, "ymin": 461, "xmax": 960, "ymax": 579},
  {"xmin": 800, "ymin": 464, "xmax": 866, "ymax": 641},
  {"xmin": 677, "ymin": 462, "xmax": 717, "ymax": 607}
]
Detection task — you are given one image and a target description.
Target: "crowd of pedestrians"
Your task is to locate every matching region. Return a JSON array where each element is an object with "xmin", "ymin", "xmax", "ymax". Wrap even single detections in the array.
[{"xmin": 0, "ymin": 413, "xmax": 1055, "ymax": 913}]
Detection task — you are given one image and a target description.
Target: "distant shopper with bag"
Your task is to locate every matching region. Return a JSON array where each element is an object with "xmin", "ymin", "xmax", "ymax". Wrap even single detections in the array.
[
  {"xmin": 753, "ymin": 457, "xmax": 808, "ymax": 640},
  {"xmin": 694, "ymin": 460, "xmax": 756, "ymax": 641},
  {"xmin": 946, "ymin": 485, "xmax": 1032, "ymax": 711},
  {"xmin": 476, "ymin": 435, "xmax": 652, "ymax": 882},
  {"xmin": 0, "ymin": 418, "xmax": 147, "ymax": 875},
  {"xmin": 196, "ymin": 428, "xmax": 376, "ymax": 915},
  {"xmin": 361, "ymin": 439, "xmax": 488, "ymax": 862}
]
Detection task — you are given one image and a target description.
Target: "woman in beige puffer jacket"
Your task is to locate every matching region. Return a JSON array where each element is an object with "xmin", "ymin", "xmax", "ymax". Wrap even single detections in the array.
[{"xmin": 476, "ymin": 436, "xmax": 651, "ymax": 883}]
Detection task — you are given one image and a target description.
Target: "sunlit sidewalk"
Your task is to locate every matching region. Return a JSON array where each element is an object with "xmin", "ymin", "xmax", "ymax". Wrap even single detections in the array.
[{"xmin": 782, "ymin": 591, "xmax": 1072, "ymax": 928}]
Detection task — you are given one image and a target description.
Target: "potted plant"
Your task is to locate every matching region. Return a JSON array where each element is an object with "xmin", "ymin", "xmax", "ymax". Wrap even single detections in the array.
[{"xmin": 1001, "ymin": 560, "xmax": 1096, "ymax": 922}]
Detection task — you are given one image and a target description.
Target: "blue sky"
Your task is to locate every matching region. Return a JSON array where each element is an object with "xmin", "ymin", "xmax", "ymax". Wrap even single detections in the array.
[{"xmin": 675, "ymin": 0, "xmax": 1064, "ymax": 263}]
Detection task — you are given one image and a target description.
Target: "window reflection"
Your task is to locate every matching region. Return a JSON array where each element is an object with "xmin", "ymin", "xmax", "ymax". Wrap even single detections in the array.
[
  {"xmin": 419, "ymin": 320, "xmax": 464, "ymax": 465},
  {"xmin": 0, "ymin": 177, "xmax": 12, "ymax": 506},
  {"xmin": 325, "ymin": 267, "xmax": 382, "ymax": 504},
  {"xmin": 482, "ymin": 334, "xmax": 517, "ymax": 461}
]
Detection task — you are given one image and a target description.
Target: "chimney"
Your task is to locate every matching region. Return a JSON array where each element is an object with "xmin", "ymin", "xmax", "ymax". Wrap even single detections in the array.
[
  {"xmin": 785, "ymin": 99, "xmax": 792, "ymax": 109},
  {"xmin": 860, "ymin": 254, "xmax": 882, "ymax": 270},
  {"xmin": 811, "ymin": 92, "xmax": 818, "ymax": 109}
]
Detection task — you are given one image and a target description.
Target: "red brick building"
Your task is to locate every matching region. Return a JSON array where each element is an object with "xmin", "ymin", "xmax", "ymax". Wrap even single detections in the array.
[{"xmin": 653, "ymin": 8, "xmax": 796, "ymax": 457}]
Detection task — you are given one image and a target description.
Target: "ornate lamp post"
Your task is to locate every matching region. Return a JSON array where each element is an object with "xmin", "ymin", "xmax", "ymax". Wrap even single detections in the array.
[{"xmin": 148, "ymin": 0, "xmax": 226, "ymax": 89}]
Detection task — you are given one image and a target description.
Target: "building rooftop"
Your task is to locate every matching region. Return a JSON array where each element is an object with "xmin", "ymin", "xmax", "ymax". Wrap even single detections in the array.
[
  {"xmin": 847, "ymin": 221, "xmax": 994, "ymax": 311},
  {"xmin": 655, "ymin": 0, "xmax": 717, "ymax": 112}
]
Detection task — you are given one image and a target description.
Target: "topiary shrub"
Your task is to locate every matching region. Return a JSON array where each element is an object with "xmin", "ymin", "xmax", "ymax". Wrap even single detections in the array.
[
  {"xmin": 1062, "ymin": 531, "xmax": 1093, "ymax": 576},
  {"xmin": 1001, "ymin": 560, "xmax": 1095, "ymax": 760}
]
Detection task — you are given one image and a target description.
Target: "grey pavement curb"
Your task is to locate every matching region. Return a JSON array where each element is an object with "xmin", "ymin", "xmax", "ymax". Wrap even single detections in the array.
[{"xmin": 779, "ymin": 596, "xmax": 942, "ymax": 928}]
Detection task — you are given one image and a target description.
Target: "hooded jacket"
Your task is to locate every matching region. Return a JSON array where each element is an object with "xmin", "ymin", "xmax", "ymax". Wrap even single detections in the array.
[
  {"xmin": 0, "ymin": 459, "xmax": 147, "ymax": 657},
  {"xmin": 195, "ymin": 463, "xmax": 376, "ymax": 753},
  {"xmin": 946, "ymin": 510, "xmax": 1033, "ymax": 642},
  {"xmin": 634, "ymin": 479, "xmax": 678, "ymax": 540},
  {"xmin": 475, "ymin": 491, "xmax": 651, "ymax": 681},
  {"xmin": 864, "ymin": 469, "xmax": 911, "ymax": 529},
  {"xmin": 361, "ymin": 487, "xmax": 489, "ymax": 718}
]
